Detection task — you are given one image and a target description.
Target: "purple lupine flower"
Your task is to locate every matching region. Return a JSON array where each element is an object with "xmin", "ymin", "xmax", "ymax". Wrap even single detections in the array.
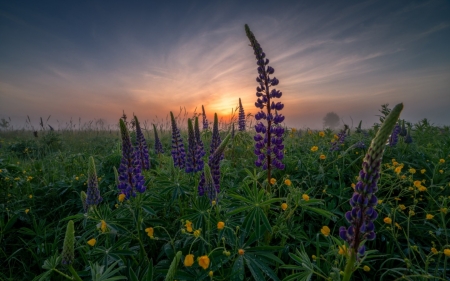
[
  {"xmin": 340, "ymin": 103, "xmax": 403, "ymax": 263},
  {"xmin": 198, "ymin": 133, "xmax": 231, "ymax": 197},
  {"xmin": 231, "ymin": 123, "xmax": 235, "ymax": 139},
  {"xmin": 85, "ymin": 156, "xmax": 102, "ymax": 210},
  {"xmin": 388, "ymin": 123, "xmax": 400, "ymax": 147},
  {"xmin": 170, "ymin": 111, "xmax": 186, "ymax": 169},
  {"xmin": 186, "ymin": 118, "xmax": 204, "ymax": 173},
  {"xmin": 245, "ymin": 24, "xmax": 285, "ymax": 184},
  {"xmin": 210, "ymin": 113, "xmax": 223, "ymax": 160},
  {"xmin": 404, "ymin": 126, "xmax": 413, "ymax": 144},
  {"xmin": 118, "ymin": 119, "xmax": 146, "ymax": 199},
  {"xmin": 194, "ymin": 117, "xmax": 205, "ymax": 157},
  {"xmin": 134, "ymin": 116, "xmax": 150, "ymax": 170},
  {"xmin": 153, "ymin": 124, "xmax": 164, "ymax": 154},
  {"xmin": 399, "ymin": 120, "xmax": 407, "ymax": 137},
  {"xmin": 202, "ymin": 163, "xmax": 218, "ymax": 204},
  {"xmin": 238, "ymin": 98, "xmax": 246, "ymax": 131},
  {"xmin": 202, "ymin": 105, "xmax": 208, "ymax": 130},
  {"xmin": 330, "ymin": 125, "xmax": 349, "ymax": 151}
]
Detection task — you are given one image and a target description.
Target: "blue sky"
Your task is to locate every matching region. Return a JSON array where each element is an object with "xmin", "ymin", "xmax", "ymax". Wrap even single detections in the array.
[{"xmin": 1, "ymin": 0, "xmax": 449, "ymax": 129}]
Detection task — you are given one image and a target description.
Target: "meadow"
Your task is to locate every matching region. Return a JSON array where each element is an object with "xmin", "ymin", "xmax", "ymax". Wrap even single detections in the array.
[{"xmin": 1, "ymin": 25, "xmax": 449, "ymax": 281}]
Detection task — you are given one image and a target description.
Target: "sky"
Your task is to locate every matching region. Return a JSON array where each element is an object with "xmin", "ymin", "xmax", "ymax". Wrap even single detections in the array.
[{"xmin": 1, "ymin": 0, "xmax": 449, "ymax": 130}]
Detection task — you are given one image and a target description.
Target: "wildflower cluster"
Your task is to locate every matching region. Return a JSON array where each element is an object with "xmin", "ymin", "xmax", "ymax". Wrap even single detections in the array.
[{"xmin": 245, "ymin": 24, "xmax": 285, "ymax": 179}]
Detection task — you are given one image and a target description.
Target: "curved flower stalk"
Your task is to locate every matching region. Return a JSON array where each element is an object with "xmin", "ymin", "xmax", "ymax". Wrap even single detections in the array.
[
  {"xmin": 210, "ymin": 113, "xmax": 223, "ymax": 160},
  {"xmin": 153, "ymin": 124, "xmax": 164, "ymax": 154},
  {"xmin": 186, "ymin": 118, "xmax": 204, "ymax": 173},
  {"xmin": 238, "ymin": 98, "xmax": 246, "ymax": 131},
  {"xmin": 194, "ymin": 117, "xmax": 205, "ymax": 157},
  {"xmin": 170, "ymin": 111, "xmax": 186, "ymax": 169},
  {"xmin": 198, "ymin": 133, "xmax": 231, "ymax": 197},
  {"xmin": 245, "ymin": 24, "xmax": 285, "ymax": 186},
  {"xmin": 202, "ymin": 105, "xmax": 208, "ymax": 130},
  {"xmin": 330, "ymin": 125, "xmax": 349, "ymax": 151},
  {"xmin": 388, "ymin": 123, "xmax": 400, "ymax": 147},
  {"xmin": 134, "ymin": 116, "xmax": 150, "ymax": 170},
  {"xmin": 86, "ymin": 156, "xmax": 102, "ymax": 210},
  {"xmin": 340, "ymin": 103, "xmax": 403, "ymax": 281},
  {"xmin": 118, "ymin": 119, "xmax": 146, "ymax": 199}
]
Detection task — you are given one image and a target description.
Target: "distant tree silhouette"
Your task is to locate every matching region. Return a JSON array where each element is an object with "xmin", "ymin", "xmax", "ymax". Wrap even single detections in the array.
[{"xmin": 323, "ymin": 112, "xmax": 340, "ymax": 129}]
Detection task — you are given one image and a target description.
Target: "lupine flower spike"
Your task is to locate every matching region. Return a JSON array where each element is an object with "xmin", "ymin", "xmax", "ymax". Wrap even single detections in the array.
[
  {"xmin": 170, "ymin": 111, "xmax": 186, "ymax": 169},
  {"xmin": 330, "ymin": 125, "xmax": 349, "ymax": 151},
  {"xmin": 388, "ymin": 123, "xmax": 400, "ymax": 147},
  {"xmin": 238, "ymin": 98, "xmax": 246, "ymax": 131},
  {"xmin": 245, "ymin": 24, "xmax": 285, "ymax": 187},
  {"xmin": 186, "ymin": 118, "xmax": 204, "ymax": 173},
  {"xmin": 134, "ymin": 116, "xmax": 150, "ymax": 170},
  {"xmin": 61, "ymin": 220, "xmax": 75, "ymax": 265},
  {"xmin": 202, "ymin": 105, "xmax": 208, "ymax": 130},
  {"xmin": 203, "ymin": 163, "xmax": 218, "ymax": 204},
  {"xmin": 118, "ymin": 119, "xmax": 146, "ymax": 199},
  {"xmin": 404, "ymin": 126, "xmax": 413, "ymax": 144},
  {"xmin": 199, "ymin": 133, "xmax": 231, "ymax": 197},
  {"xmin": 80, "ymin": 191, "xmax": 87, "ymax": 213},
  {"xmin": 210, "ymin": 113, "xmax": 222, "ymax": 160},
  {"xmin": 340, "ymin": 103, "xmax": 403, "ymax": 281},
  {"xmin": 194, "ymin": 117, "xmax": 205, "ymax": 157},
  {"xmin": 86, "ymin": 156, "xmax": 102, "ymax": 210},
  {"xmin": 153, "ymin": 124, "xmax": 164, "ymax": 154}
]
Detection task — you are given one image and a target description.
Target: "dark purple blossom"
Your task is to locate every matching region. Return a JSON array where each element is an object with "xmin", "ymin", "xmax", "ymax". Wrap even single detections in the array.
[
  {"xmin": 85, "ymin": 156, "xmax": 102, "ymax": 210},
  {"xmin": 388, "ymin": 123, "xmax": 400, "ymax": 147},
  {"xmin": 194, "ymin": 117, "xmax": 206, "ymax": 157},
  {"xmin": 404, "ymin": 127, "xmax": 413, "ymax": 144},
  {"xmin": 238, "ymin": 98, "xmax": 245, "ymax": 131},
  {"xmin": 118, "ymin": 119, "xmax": 146, "ymax": 199},
  {"xmin": 186, "ymin": 118, "xmax": 204, "ymax": 173},
  {"xmin": 134, "ymin": 116, "xmax": 150, "ymax": 170},
  {"xmin": 153, "ymin": 124, "xmax": 164, "ymax": 154},
  {"xmin": 170, "ymin": 111, "xmax": 186, "ymax": 169},
  {"xmin": 245, "ymin": 24, "xmax": 285, "ymax": 184},
  {"xmin": 330, "ymin": 125, "xmax": 348, "ymax": 151},
  {"xmin": 202, "ymin": 105, "xmax": 208, "ymax": 130},
  {"xmin": 210, "ymin": 113, "xmax": 223, "ymax": 160}
]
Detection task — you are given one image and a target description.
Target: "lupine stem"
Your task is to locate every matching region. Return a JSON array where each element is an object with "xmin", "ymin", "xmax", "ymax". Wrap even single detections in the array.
[{"xmin": 342, "ymin": 250, "xmax": 356, "ymax": 281}]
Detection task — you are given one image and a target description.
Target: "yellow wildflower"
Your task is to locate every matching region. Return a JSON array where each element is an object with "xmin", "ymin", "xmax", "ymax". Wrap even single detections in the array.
[
  {"xmin": 378, "ymin": 199, "xmax": 383, "ymax": 204},
  {"xmin": 87, "ymin": 238, "xmax": 96, "ymax": 246},
  {"xmin": 238, "ymin": 249, "xmax": 245, "ymax": 255},
  {"xmin": 185, "ymin": 220, "xmax": 193, "ymax": 232},
  {"xmin": 338, "ymin": 245, "xmax": 347, "ymax": 255},
  {"xmin": 431, "ymin": 247, "xmax": 438, "ymax": 254},
  {"xmin": 284, "ymin": 179, "xmax": 292, "ymax": 186},
  {"xmin": 184, "ymin": 254, "xmax": 194, "ymax": 267},
  {"xmin": 310, "ymin": 146, "xmax": 318, "ymax": 152},
  {"xmin": 302, "ymin": 194, "xmax": 310, "ymax": 201},
  {"xmin": 383, "ymin": 217, "xmax": 392, "ymax": 224},
  {"xmin": 334, "ymin": 134, "xmax": 339, "ymax": 139},
  {"xmin": 118, "ymin": 193, "xmax": 126, "ymax": 202},
  {"xmin": 29, "ymin": 194, "xmax": 32, "ymax": 199},
  {"xmin": 409, "ymin": 210, "xmax": 415, "ymax": 216},
  {"xmin": 319, "ymin": 131, "xmax": 325, "ymax": 137},
  {"xmin": 399, "ymin": 204, "xmax": 406, "ymax": 210},
  {"xmin": 444, "ymin": 249, "xmax": 450, "ymax": 257},
  {"xmin": 217, "ymin": 221, "xmax": 225, "ymax": 230},
  {"xmin": 198, "ymin": 255, "xmax": 210, "ymax": 270},
  {"xmin": 395, "ymin": 223, "xmax": 402, "ymax": 230},
  {"xmin": 25, "ymin": 209, "xmax": 30, "ymax": 214},
  {"xmin": 100, "ymin": 220, "xmax": 107, "ymax": 233},
  {"xmin": 439, "ymin": 170, "xmax": 443, "ymax": 174},
  {"xmin": 439, "ymin": 159, "xmax": 445, "ymax": 164},
  {"xmin": 409, "ymin": 168, "xmax": 416, "ymax": 174},
  {"xmin": 320, "ymin": 154, "xmax": 326, "ymax": 160},
  {"xmin": 75, "ymin": 176, "xmax": 79, "ymax": 180},
  {"xmin": 420, "ymin": 169, "xmax": 426, "ymax": 174},
  {"xmin": 363, "ymin": 265, "xmax": 370, "ymax": 272},
  {"xmin": 395, "ymin": 166, "xmax": 403, "ymax": 174},
  {"xmin": 418, "ymin": 186, "xmax": 427, "ymax": 192},
  {"xmin": 194, "ymin": 229, "xmax": 201, "ymax": 238},
  {"xmin": 311, "ymin": 254, "xmax": 316, "ymax": 261},
  {"xmin": 281, "ymin": 203, "xmax": 288, "ymax": 211},
  {"xmin": 440, "ymin": 208, "xmax": 448, "ymax": 214},
  {"xmin": 145, "ymin": 227, "xmax": 154, "ymax": 238},
  {"xmin": 270, "ymin": 178, "xmax": 276, "ymax": 185},
  {"xmin": 426, "ymin": 214, "xmax": 434, "ymax": 220},
  {"xmin": 351, "ymin": 183, "xmax": 356, "ymax": 189},
  {"xmin": 320, "ymin": 226, "xmax": 330, "ymax": 237},
  {"xmin": 209, "ymin": 271, "xmax": 214, "ymax": 278}
]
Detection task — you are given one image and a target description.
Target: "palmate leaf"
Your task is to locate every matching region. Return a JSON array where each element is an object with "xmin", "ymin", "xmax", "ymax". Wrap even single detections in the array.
[
  {"xmin": 282, "ymin": 245, "xmax": 324, "ymax": 281},
  {"xmin": 90, "ymin": 260, "xmax": 127, "ymax": 281}
]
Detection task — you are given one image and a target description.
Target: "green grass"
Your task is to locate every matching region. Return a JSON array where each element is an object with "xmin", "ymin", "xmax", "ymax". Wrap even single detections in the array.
[{"xmin": 0, "ymin": 118, "xmax": 449, "ymax": 281}]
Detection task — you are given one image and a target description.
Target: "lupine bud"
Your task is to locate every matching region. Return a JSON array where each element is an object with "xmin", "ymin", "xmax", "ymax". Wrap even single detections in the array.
[
  {"xmin": 330, "ymin": 125, "xmax": 348, "ymax": 151},
  {"xmin": 134, "ymin": 116, "xmax": 150, "ymax": 170},
  {"xmin": 170, "ymin": 111, "xmax": 186, "ymax": 169},
  {"xmin": 80, "ymin": 191, "xmax": 87, "ymax": 213},
  {"xmin": 185, "ymin": 118, "xmax": 204, "ymax": 173},
  {"xmin": 202, "ymin": 105, "xmax": 208, "ymax": 130},
  {"xmin": 86, "ymin": 156, "xmax": 102, "ymax": 209},
  {"xmin": 153, "ymin": 124, "xmax": 164, "ymax": 154},
  {"xmin": 388, "ymin": 123, "xmax": 400, "ymax": 147},
  {"xmin": 210, "ymin": 113, "xmax": 222, "ymax": 160},
  {"xmin": 194, "ymin": 117, "xmax": 205, "ymax": 157},
  {"xmin": 61, "ymin": 220, "xmax": 75, "ymax": 265},
  {"xmin": 238, "ymin": 98, "xmax": 246, "ymax": 131}
]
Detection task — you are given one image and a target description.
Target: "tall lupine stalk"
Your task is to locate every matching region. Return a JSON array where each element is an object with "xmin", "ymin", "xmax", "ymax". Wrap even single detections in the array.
[
  {"xmin": 153, "ymin": 124, "xmax": 164, "ymax": 154},
  {"xmin": 202, "ymin": 105, "xmax": 208, "ymax": 130},
  {"xmin": 202, "ymin": 163, "xmax": 217, "ymax": 204},
  {"xmin": 340, "ymin": 103, "xmax": 403, "ymax": 281},
  {"xmin": 198, "ymin": 133, "xmax": 231, "ymax": 200},
  {"xmin": 210, "ymin": 113, "xmax": 222, "ymax": 159},
  {"xmin": 245, "ymin": 24, "xmax": 285, "ymax": 187},
  {"xmin": 185, "ymin": 118, "xmax": 204, "ymax": 173},
  {"xmin": 238, "ymin": 98, "xmax": 246, "ymax": 131},
  {"xmin": 134, "ymin": 116, "xmax": 150, "ymax": 170},
  {"xmin": 118, "ymin": 119, "xmax": 146, "ymax": 199},
  {"xmin": 85, "ymin": 156, "xmax": 102, "ymax": 210},
  {"xmin": 170, "ymin": 111, "xmax": 186, "ymax": 169},
  {"xmin": 330, "ymin": 125, "xmax": 349, "ymax": 151},
  {"xmin": 194, "ymin": 117, "xmax": 205, "ymax": 157}
]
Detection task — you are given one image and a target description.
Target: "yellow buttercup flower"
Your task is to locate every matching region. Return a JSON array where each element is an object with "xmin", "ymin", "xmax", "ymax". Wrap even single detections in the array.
[
  {"xmin": 394, "ymin": 166, "xmax": 403, "ymax": 174},
  {"xmin": 198, "ymin": 255, "xmax": 210, "ymax": 270},
  {"xmin": 184, "ymin": 254, "xmax": 194, "ymax": 267},
  {"xmin": 351, "ymin": 183, "xmax": 356, "ymax": 189},
  {"xmin": 310, "ymin": 146, "xmax": 318, "ymax": 152},
  {"xmin": 28, "ymin": 194, "xmax": 33, "ymax": 199},
  {"xmin": 185, "ymin": 220, "xmax": 193, "ymax": 232},
  {"xmin": 217, "ymin": 221, "xmax": 225, "ymax": 230},
  {"xmin": 383, "ymin": 217, "xmax": 392, "ymax": 224},
  {"xmin": 194, "ymin": 229, "xmax": 201, "ymax": 238},
  {"xmin": 87, "ymin": 238, "xmax": 96, "ymax": 246},
  {"xmin": 409, "ymin": 168, "xmax": 416, "ymax": 174},
  {"xmin": 209, "ymin": 271, "xmax": 214, "ymax": 277},
  {"xmin": 363, "ymin": 265, "xmax": 370, "ymax": 272},
  {"xmin": 284, "ymin": 179, "xmax": 292, "ymax": 186},
  {"xmin": 338, "ymin": 245, "xmax": 347, "ymax": 255},
  {"xmin": 281, "ymin": 203, "xmax": 288, "ymax": 211},
  {"xmin": 118, "ymin": 193, "xmax": 126, "ymax": 202},
  {"xmin": 25, "ymin": 209, "xmax": 30, "ymax": 214},
  {"xmin": 311, "ymin": 254, "xmax": 317, "ymax": 261},
  {"xmin": 302, "ymin": 194, "xmax": 310, "ymax": 201},
  {"xmin": 320, "ymin": 226, "xmax": 330, "ymax": 236},
  {"xmin": 145, "ymin": 227, "xmax": 154, "ymax": 238},
  {"xmin": 399, "ymin": 204, "xmax": 406, "ymax": 210},
  {"xmin": 319, "ymin": 131, "xmax": 325, "ymax": 137},
  {"xmin": 439, "ymin": 159, "xmax": 445, "ymax": 164},
  {"xmin": 100, "ymin": 220, "xmax": 107, "ymax": 233},
  {"xmin": 426, "ymin": 214, "xmax": 434, "ymax": 220},
  {"xmin": 238, "ymin": 249, "xmax": 245, "ymax": 255},
  {"xmin": 319, "ymin": 154, "xmax": 326, "ymax": 160},
  {"xmin": 440, "ymin": 208, "xmax": 447, "ymax": 214},
  {"xmin": 420, "ymin": 169, "xmax": 426, "ymax": 174},
  {"xmin": 439, "ymin": 170, "xmax": 444, "ymax": 174},
  {"xmin": 431, "ymin": 247, "xmax": 438, "ymax": 254},
  {"xmin": 444, "ymin": 249, "xmax": 450, "ymax": 257},
  {"xmin": 270, "ymin": 178, "xmax": 276, "ymax": 185}
]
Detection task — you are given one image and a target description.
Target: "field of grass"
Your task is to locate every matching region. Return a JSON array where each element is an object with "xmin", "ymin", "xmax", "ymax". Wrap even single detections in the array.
[{"xmin": 0, "ymin": 111, "xmax": 449, "ymax": 280}]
